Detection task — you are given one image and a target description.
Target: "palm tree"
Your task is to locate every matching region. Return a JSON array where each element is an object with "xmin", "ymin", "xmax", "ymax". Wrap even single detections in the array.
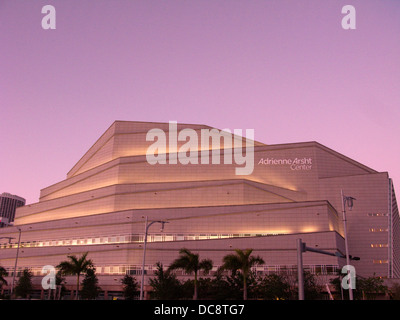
[
  {"xmin": 57, "ymin": 252, "xmax": 93, "ymax": 300},
  {"xmin": 168, "ymin": 248, "xmax": 213, "ymax": 300},
  {"xmin": 220, "ymin": 248, "xmax": 265, "ymax": 300}
]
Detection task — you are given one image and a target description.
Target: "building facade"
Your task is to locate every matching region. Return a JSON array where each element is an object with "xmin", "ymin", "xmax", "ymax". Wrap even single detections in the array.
[
  {"xmin": 0, "ymin": 192, "xmax": 25, "ymax": 227},
  {"xmin": 0, "ymin": 121, "xmax": 398, "ymax": 298}
]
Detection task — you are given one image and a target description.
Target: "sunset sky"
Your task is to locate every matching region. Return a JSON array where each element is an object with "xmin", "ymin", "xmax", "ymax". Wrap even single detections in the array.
[{"xmin": 1, "ymin": 0, "xmax": 399, "ymax": 204}]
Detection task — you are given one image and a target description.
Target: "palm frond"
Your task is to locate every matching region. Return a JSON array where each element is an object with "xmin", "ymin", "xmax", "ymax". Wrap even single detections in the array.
[{"xmin": 199, "ymin": 259, "xmax": 213, "ymax": 275}]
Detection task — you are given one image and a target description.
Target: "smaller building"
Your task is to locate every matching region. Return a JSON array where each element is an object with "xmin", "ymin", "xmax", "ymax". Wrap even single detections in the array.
[{"xmin": 0, "ymin": 192, "xmax": 25, "ymax": 227}]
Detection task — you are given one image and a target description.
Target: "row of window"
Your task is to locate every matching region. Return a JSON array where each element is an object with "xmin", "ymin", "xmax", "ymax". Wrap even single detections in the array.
[
  {"xmin": 367, "ymin": 213, "xmax": 388, "ymax": 217},
  {"xmin": 0, "ymin": 231, "xmax": 390, "ymax": 252},
  {"xmin": 373, "ymin": 260, "xmax": 388, "ymax": 264},
  {"xmin": 370, "ymin": 244, "xmax": 388, "ymax": 248},
  {"xmin": 0, "ymin": 232, "xmax": 282, "ymax": 250},
  {"xmin": 3, "ymin": 264, "xmax": 341, "ymax": 277},
  {"xmin": 369, "ymin": 228, "xmax": 388, "ymax": 232}
]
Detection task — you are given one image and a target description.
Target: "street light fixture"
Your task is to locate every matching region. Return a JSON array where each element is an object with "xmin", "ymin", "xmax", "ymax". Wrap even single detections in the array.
[
  {"xmin": 0, "ymin": 237, "xmax": 15, "ymax": 244},
  {"xmin": 139, "ymin": 216, "xmax": 169, "ymax": 300}
]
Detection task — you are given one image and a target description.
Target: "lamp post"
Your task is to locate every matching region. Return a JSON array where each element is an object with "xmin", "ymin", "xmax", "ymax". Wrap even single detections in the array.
[
  {"xmin": 341, "ymin": 189, "xmax": 356, "ymax": 300},
  {"xmin": 297, "ymin": 239, "xmax": 305, "ymax": 300},
  {"xmin": 139, "ymin": 216, "xmax": 169, "ymax": 300}
]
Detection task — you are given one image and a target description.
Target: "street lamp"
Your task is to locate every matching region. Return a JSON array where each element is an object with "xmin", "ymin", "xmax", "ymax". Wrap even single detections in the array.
[
  {"xmin": 341, "ymin": 189, "xmax": 356, "ymax": 300},
  {"xmin": 139, "ymin": 216, "xmax": 169, "ymax": 300}
]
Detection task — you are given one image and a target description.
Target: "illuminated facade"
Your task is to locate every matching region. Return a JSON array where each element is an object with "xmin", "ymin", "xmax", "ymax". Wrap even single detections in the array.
[{"xmin": 0, "ymin": 121, "xmax": 398, "ymax": 298}]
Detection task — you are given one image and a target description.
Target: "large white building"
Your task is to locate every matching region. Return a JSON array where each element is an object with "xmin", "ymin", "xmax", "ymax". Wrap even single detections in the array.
[{"xmin": 0, "ymin": 121, "xmax": 398, "ymax": 298}]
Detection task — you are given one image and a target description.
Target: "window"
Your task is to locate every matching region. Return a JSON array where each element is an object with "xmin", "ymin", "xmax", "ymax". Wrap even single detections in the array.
[
  {"xmin": 130, "ymin": 235, "xmax": 140, "ymax": 242},
  {"xmin": 315, "ymin": 265, "xmax": 323, "ymax": 274},
  {"xmin": 367, "ymin": 213, "xmax": 388, "ymax": 217},
  {"xmin": 373, "ymin": 260, "xmax": 388, "ymax": 264},
  {"xmin": 369, "ymin": 228, "xmax": 388, "ymax": 232}
]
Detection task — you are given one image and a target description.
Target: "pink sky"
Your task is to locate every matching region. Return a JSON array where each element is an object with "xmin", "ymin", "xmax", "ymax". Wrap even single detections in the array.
[{"xmin": 1, "ymin": 0, "xmax": 399, "ymax": 204}]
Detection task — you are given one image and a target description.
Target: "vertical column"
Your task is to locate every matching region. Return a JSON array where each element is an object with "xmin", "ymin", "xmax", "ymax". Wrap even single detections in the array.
[{"xmin": 297, "ymin": 238, "xmax": 304, "ymax": 300}]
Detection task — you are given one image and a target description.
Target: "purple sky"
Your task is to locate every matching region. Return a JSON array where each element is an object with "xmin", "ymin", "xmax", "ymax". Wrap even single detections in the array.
[{"xmin": 1, "ymin": 0, "xmax": 399, "ymax": 205}]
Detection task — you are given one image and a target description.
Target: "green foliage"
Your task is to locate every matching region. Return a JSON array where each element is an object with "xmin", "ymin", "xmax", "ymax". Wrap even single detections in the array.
[
  {"xmin": 80, "ymin": 267, "xmax": 101, "ymax": 300},
  {"xmin": 149, "ymin": 262, "xmax": 181, "ymax": 300},
  {"xmin": 57, "ymin": 252, "xmax": 94, "ymax": 277},
  {"xmin": 258, "ymin": 273, "xmax": 291, "ymax": 300},
  {"xmin": 168, "ymin": 248, "xmax": 213, "ymax": 300},
  {"xmin": 55, "ymin": 271, "xmax": 67, "ymax": 299},
  {"xmin": 168, "ymin": 248, "xmax": 213, "ymax": 276},
  {"xmin": 148, "ymin": 248, "xmax": 326, "ymax": 300},
  {"xmin": 357, "ymin": 275, "xmax": 388, "ymax": 300},
  {"xmin": 57, "ymin": 252, "xmax": 94, "ymax": 300},
  {"xmin": 220, "ymin": 249, "xmax": 265, "ymax": 300},
  {"xmin": 148, "ymin": 267, "xmax": 318, "ymax": 300},
  {"xmin": 0, "ymin": 266, "xmax": 8, "ymax": 288},
  {"xmin": 197, "ymin": 272, "xmax": 235, "ymax": 300},
  {"xmin": 301, "ymin": 271, "xmax": 324, "ymax": 300},
  {"xmin": 15, "ymin": 268, "xmax": 33, "ymax": 299},
  {"xmin": 330, "ymin": 273, "xmax": 388, "ymax": 300},
  {"xmin": 121, "ymin": 274, "xmax": 139, "ymax": 300}
]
